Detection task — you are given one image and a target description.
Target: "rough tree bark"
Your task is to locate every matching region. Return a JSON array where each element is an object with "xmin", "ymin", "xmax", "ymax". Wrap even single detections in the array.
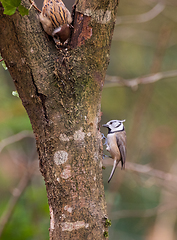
[{"xmin": 0, "ymin": 0, "xmax": 118, "ymax": 239}]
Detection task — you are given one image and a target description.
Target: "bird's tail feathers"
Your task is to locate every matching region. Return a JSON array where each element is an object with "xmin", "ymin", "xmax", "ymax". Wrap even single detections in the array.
[{"xmin": 108, "ymin": 159, "xmax": 118, "ymax": 183}]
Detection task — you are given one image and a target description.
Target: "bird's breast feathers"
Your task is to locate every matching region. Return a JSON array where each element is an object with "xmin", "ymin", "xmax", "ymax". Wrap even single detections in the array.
[{"xmin": 107, "ymin": 133, "xmax": 121, "ymax": 160}]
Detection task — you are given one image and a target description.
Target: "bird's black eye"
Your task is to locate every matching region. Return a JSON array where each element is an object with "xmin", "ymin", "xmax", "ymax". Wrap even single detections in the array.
[{"xmin": 110, "ymin": 121, "xmax": 113, "ymax": 124}]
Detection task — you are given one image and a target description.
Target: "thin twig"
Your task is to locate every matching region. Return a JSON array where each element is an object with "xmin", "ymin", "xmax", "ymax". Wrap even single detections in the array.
[
  {"xmin": 104, "ymin": 70, "xmax": 177, "ymax": 90},
  {"xmin": 0, "ymin": 171, "xmax": 33, "ymax": 236},
  {"xmin": 111, "ymin": 202, "xmax": 177, "ymax": 220},
  {"xmin": 0, "ymin": 58, "xmax": 3, "ymax": 62},
  {"xmin": 126, "ymin": 162, "xmax": 177, "ymax": 183},
  {"xmin": 28, "ymin": 0, "xmax": 41, "ymax": 13},
  {"xmin": 116, "ymin": 2, "xmax": 165, "ymax": 25},
  {"xmin": 103, "ymin": 159, "xmax": 177, "ymax": 184},
  {"xmin": 0, "ymin": 130, "xmax": 34, "ymax": 153}
]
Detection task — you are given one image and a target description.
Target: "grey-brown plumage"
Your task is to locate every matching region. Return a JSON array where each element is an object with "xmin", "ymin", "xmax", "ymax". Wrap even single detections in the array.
[{"xmin": 103, "ymin": 120, "xmax": 126, "ymax": 183}]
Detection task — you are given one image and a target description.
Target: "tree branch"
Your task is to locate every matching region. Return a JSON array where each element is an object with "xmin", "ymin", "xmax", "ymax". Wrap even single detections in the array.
[
  {"xmin": 0, "ymin": 0, "xmax": 119, "ymax": 238},
  {"xmin": 116, "ymin": 2, "xmax": 165, "ymax": 25},
  {"xmin": 126, "ymin": 162, "xmax": 177, "ymax": 183},
  {"xmin": 103, "ymin": 159, "xmax": 177, "ymax": 184},
  {"xmin": 0, "ymin": 131, "xmax": 34, "ymax": 153},
  {"xmin": 0, "ymin": 168, "xmax": 35, "ymax": 236},
  {"xmin": 111, "ymin": 202, "xmax": 177, "ymax": 220},
  {"xmin": 105, "ymin": 70, "xmax": 177, "ymax": 90}
]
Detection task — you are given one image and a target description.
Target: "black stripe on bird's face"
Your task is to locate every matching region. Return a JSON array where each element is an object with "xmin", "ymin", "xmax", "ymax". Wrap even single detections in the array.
[
  {"xmin": 114, "ymin": 123, "xmax": 121, "ymax": 128},
  {"xmin": 108, "ymin": 127, "xmax": 125, "ymax": 134}
]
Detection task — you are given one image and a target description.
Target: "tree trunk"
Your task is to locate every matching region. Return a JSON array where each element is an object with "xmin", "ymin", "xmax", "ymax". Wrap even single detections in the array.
[{"xmin": 0, "ymin": 0, "xmax": 118, "ymax": 239}]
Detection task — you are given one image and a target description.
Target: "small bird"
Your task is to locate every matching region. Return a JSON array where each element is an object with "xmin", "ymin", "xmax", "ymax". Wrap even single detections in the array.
[
  {"xmin": 102, "ymin": 120, "xmax": 126, "ymax": 183},
  {"xmin": 39, "ymin": 0, "xmax": 72, "ymax": 44}
]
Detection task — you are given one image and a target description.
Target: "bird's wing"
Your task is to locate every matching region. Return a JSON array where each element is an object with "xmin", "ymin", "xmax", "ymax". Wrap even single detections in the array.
[
  {"xmin": 116, "ymin": 132, "xmax": 126, "ymax": 169},
  {"xmin": 42, "ymin": 0, "xmax": 71, "ymax": 28}
]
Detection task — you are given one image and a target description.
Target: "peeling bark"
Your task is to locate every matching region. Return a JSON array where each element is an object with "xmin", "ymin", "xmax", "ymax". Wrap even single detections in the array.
[{"xmin": 0, "ymin": 0, "xmax": 119, "ymax": 239}]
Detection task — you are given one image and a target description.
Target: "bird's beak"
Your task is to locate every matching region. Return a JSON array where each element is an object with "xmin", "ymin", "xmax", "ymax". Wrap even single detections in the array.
[
  {"xmin": 120, "ymin": 119, "xmax": 126, "ymax": 123},
  {"xmin": 102, "ymin": 124, "xmax": 108, "ymax": 128}
]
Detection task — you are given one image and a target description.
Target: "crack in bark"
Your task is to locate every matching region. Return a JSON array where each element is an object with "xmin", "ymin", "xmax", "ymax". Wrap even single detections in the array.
[
  {"xmin": 30, "ymin": 70, "xmax": 48, "ymax": 122},
  {"xmin": 38, "ymin": 93, "xmax": 48, "ymax": 121}
]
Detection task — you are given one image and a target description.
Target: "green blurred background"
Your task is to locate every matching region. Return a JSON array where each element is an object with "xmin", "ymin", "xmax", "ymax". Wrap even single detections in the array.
[{"xmin": 1, "ymin": 0, "xmax": 177, "ymax": 239}]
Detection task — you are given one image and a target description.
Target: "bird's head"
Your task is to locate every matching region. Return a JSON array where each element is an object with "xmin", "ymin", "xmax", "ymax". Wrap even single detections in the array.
[{"xmin": 102, "ymin": 119, "xmax": 125, "ymax": 133}]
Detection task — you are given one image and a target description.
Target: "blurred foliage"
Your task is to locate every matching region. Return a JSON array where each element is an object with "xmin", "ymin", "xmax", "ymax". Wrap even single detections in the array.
[
  {"xmin": 1, "ymin": 0, "xmax": 177, "ymax": 239},
  {"xmin": 0, "ymin": 67, "xmax": 32, "ymax": 140},
  {"xmin": 1, "ymin": 0, "xmax": 29, "ymax": 16},
  {"xmin": 1, "ymin": 182, "xmax": 49, "ymax": 240}
]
